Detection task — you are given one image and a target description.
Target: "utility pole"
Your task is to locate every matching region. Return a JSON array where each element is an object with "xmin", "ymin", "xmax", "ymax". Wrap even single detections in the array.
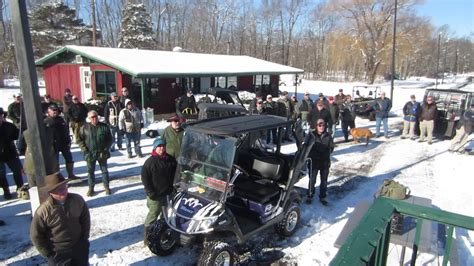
[
  {"xmin": 435, "ymin": 32, "xmax": 441, "ymax": 89},
  {"xmin": 390, "ymin": 0, "xmax": 397, "ymax": 101},
  {"xmin": 442, "ymin": 39, "xmax": 449, "ymax": 84},
  {"xmin": 91, "ymin": 0, "xmax": 97, "ymax": 46},
  {"xmin": 9, "ymin": 0, "xmax": 56, "ymax": 203}
]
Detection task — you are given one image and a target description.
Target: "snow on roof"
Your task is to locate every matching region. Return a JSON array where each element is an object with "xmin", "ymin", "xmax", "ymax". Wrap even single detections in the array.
[{"xmin": 35, "ymin": 45, "xmax": 304, "ymax": 78}]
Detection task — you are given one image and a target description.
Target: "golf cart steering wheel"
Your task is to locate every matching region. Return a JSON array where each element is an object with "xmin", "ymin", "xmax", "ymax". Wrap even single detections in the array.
[{"xmin": 232, "ymin": 164, "xmax": 249, "ymax": 177}]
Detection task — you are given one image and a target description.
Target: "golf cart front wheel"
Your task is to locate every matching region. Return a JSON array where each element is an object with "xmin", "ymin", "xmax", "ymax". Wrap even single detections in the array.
[
  {"xmin": 147, "ymin": 219, "xmax": 177, "ymax": 256},
  {"xmin": 276, "ymin": 203, "xmax": 301, "ymax": 236},
  {"xmin": 198, "ymin": 240, "xmax": 237, "ymax": 266}
]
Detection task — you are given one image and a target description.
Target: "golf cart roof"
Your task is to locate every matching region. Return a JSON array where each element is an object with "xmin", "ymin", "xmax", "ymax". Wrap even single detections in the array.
[
  {"xmin": 188, "ymin": 115, "xmax": 291, "ymax": 135},
  {"xmin": 197, "ymin": 103, "xmax": 248, "ymax": 113},
  {"xmin": 353, "ymin": 85, "xmax": 381, "ymax": 89}
]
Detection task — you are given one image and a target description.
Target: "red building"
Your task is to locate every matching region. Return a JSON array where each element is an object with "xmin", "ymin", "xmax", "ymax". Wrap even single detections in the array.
[{"xmin": 35, "ymin": 46, "xmax": 303, "ymax": 114}]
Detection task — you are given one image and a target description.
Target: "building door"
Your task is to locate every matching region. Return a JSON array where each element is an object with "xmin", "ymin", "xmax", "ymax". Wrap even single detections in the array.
[{"xmin": 80, "ymin": 67, "xmax": 92, "ymax": 100}]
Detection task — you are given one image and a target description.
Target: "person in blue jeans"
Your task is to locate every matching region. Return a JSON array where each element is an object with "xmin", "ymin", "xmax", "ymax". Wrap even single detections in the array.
[
  {"xmin": 119, "ymin": 99, "xmax": 144, "ymax": 158},
  {"xmin": 371, "ymin": 91, "xmax": 392, "ymax": 138}
]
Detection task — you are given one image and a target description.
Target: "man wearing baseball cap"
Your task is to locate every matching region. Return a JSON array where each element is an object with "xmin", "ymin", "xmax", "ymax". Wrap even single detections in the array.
[
  {"xmin": 307, "ymin": 118, "xmax": 334, "ymax": 206},
  {"xmin": 45, "ymin": 104, "xmax": 80, "ymax": 180},
  {"xmin": 31, "ymin": 172, "xmax": 90, "ymax": 265},
  {"xmin": 140, "ymin": 137, "xmax": 177, "ymax": 246},
  {"xmin": 162, "ymin": 114, "xmax": 184, "ymax": 159}
]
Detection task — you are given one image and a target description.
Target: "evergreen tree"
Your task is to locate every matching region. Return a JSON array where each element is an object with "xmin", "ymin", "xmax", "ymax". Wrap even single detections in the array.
[
  {"xmin": 29, "ymin": 1, "xmax": 93, "ymax": 57},
  {"xmin": 118, "ymin": 2, "xmax": 154, "ymax": 49}
]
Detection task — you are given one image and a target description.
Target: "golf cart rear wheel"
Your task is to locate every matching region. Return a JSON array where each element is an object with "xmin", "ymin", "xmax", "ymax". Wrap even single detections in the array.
[
  {"xmin": 147, "ymin": 219, "xmax": 177, "ymax": 256},
  {"xmin": 198, "ymin": 240, "xmax": 237, "ymax": 266},
  {"xmin": 275, "ymin": 203, "xmax": 301, "ymax": 236}
]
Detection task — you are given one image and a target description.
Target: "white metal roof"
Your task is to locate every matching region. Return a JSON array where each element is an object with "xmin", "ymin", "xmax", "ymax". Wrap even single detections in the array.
[{"xmin": 36, "ymin": 45, "xmax": 304, "ymax": 78}]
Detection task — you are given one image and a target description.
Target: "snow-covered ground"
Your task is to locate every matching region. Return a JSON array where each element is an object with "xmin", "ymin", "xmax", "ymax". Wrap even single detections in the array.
[{"xmin": 1, "ymin": 76, "xmax": 473, "ymax": 265}]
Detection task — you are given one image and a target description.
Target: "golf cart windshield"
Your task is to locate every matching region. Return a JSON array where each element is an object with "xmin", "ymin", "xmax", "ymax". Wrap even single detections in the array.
[{"xmin": 178, "ymin": 130, "xmax": 236, "ymax": 201}]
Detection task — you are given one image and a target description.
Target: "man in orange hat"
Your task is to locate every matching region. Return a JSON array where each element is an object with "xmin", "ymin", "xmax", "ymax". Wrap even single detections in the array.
[{"xmin": 31, "ymin": 172, "xmax": 90, "ymax": 265}]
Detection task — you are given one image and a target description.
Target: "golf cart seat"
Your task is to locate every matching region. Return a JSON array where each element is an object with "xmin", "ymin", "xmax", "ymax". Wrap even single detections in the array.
[
  {"xmin": 234, "ymin": 157, "xmax": 283, "ymax": 203},
  {"xmin": 233, "ymin": 179, "xmax": 281, "ymax": 203}
]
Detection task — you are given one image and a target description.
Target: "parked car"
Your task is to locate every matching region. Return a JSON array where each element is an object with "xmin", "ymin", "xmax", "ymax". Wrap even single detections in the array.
[
  {"xmin": 351, "ymin": 85, "xmax": 381, "ymax": 121},
  {"xmin": 146, "ymin": 115, "xmax": 316, "ymax": 265},
  {"xmin": 424, "ymin": 82, "xmax": 473, "ymax": 138},
  {"xmin": 176, "ymin": 87, "xmax": 246, "ymax": 121}
]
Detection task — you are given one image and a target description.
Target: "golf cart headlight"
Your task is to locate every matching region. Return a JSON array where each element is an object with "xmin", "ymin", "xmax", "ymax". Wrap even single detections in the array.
[{"xmin": 199, "ymin": 217, "xmax": 218, "ymax": 231}]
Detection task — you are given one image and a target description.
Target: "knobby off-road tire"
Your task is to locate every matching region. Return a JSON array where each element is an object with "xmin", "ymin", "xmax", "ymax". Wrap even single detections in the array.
[
  {"xmin": 275, "ymin": 202, "xmax": 301, "ymax": 236},
  {"xmin": 147, "ymin": 219, "xmax": 177, "ymax": 256},
  {"xmin": 198, "ymin": 240, "xmax": 238, "ymax": 266}
]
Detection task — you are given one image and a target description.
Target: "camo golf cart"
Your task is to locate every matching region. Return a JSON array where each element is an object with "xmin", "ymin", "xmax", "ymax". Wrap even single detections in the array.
[
  {"xmin": 146, "ymin": 115, "xmax": 315, "ymax": 265},
  {"xmin": 351, "ymin": 85, "xmax": 381, "ymax": 121}
]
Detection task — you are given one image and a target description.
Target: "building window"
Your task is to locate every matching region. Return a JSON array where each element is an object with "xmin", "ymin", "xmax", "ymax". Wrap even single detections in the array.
[{"xmin": 95, "ymin": 71, "xmax": 116, "ymax": 97}]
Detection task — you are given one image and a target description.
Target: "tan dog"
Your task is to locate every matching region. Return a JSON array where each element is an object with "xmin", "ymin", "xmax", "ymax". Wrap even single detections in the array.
[{"xmin": 350, "ymin": 128, "xmax": 374, "ymax": 145}]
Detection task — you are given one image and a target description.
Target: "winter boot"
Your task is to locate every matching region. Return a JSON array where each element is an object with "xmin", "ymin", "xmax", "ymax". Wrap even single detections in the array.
[
  {"xmin": 144, "ymin": 226, "xmax": 150, "ymax": 246},
  {"xmin": 319, "ymin": 197, "xmax": 328, "ymax": 206},
  {"xmin": 86, "ymin": 186, "xmax": 95, "ymax": 197},
  {"xmin": 104, "ymin": 185, "xmax": 111, "ymax": 195},
  {"xmin": 66, "ymin": 163, "xmax": 80, "ymax": 180}
]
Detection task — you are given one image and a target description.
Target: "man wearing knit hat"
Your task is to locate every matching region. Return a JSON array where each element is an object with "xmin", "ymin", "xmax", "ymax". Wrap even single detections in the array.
[
  {"xmin": 141, "ymin": 136, "xmax": 177, "ymax": 246},
  {"xmin": 31, "ymin": 172, "xmax": 90, "ymax": 265}
]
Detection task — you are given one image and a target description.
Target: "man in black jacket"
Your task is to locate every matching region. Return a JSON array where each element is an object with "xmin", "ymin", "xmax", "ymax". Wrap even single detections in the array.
[
  {"xmin": 7, "ymin": 93, "xmax": 27, "ymax": 155},
  {"xmin": 308, "ymin": 100, "xmax": 332, "ymax": 130},
  {"xmin": 307, "ymin": 119, "xmax": 334, "ymax": 206},
  {"xmin": 0, "ymin": 107, "xmax": 25, "ymax": 200},
  {"xmin": 340, "ymin": 96, "xmax": 356, "ymax": 142},
  {"xmin": 177, "ymin": 89, "xmax": 198, "ymax": 115},
  {"xmin": 68, "ymin": 96, "xmax": 88, "ymax": 143},
  {"xmin": 419, "ymin": 96, "xmax": 438, "ymax": 144},
  {"xmin": 45, "ymin": 104, "xmax": 79, "ymax": 180},
  {"xmin": 140, "ymin": 137, "xmax": 177, "ymax": 245}
]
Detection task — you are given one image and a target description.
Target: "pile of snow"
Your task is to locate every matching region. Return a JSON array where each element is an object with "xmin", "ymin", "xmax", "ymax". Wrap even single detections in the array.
[{"xmin": 1, "ymin": 78, "xmax": 473, "ymax": 265}]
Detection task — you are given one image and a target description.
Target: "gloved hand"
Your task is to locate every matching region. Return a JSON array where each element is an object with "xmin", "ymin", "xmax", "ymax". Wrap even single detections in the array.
[{"xmin": 140, "ymin": 122, "xmax": 144, "ymax": 129}]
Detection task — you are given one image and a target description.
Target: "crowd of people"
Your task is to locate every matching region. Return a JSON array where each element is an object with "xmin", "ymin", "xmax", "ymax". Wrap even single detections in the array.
[{"xmin": 1, "ymin": 85, "xmax": 473, "ymax": 264}]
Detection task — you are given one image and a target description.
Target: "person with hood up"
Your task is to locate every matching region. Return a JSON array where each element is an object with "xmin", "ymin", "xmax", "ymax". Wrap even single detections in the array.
[
  {"xmin": 119, "ymin": 99, "xmax": 144, "ymax": 158},
  {"xmin": 140, "ymin": 137, "xmax": 177, "ymax": 246},
  {"xmin": 30, "ymin": 172, "xmax": 90, "ymax": 265}
]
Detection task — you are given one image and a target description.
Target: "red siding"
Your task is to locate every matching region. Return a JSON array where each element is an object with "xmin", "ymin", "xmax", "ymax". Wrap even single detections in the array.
[
  {"xmin": 237, "ymin": 76, "xmax": 253, "ymax": 91},
  {"xmin": 43, "ymin": 64, "xmax": 81, "ymax": 101}
]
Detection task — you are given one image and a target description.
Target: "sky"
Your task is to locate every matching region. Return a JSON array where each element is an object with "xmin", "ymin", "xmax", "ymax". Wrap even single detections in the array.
[{"xmin": 416, "ymin": 0, "xmax": 474, "ymax": 37}]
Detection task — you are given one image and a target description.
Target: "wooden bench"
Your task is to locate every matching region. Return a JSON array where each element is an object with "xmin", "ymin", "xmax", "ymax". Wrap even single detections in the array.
[{"xmin": 334, "ymin": 195, "xmax": 434, "ymax": 265}]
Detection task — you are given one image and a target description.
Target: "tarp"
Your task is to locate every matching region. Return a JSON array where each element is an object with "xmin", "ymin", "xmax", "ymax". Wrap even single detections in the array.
[{"xmin": 36, "ymin": 45, "xmax": 304, "ymax": 78}]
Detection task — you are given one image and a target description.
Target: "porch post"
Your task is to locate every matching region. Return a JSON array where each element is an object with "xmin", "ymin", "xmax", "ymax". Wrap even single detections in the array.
[{"xmin": 140, "ymin": 78, "xmax": 145, "ymax": 110}]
